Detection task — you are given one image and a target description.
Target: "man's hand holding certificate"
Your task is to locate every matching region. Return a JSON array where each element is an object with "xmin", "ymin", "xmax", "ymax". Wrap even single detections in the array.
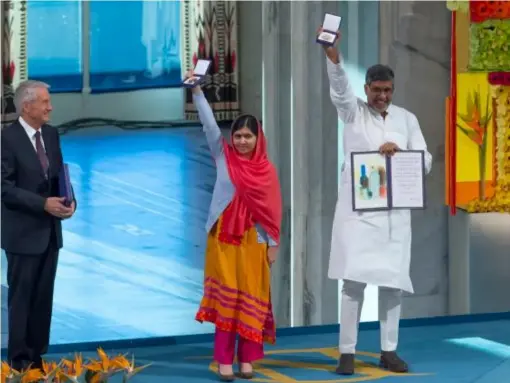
[{"xmin": 350, "ymin": 151, "xmax": 426, "ymax": 212}]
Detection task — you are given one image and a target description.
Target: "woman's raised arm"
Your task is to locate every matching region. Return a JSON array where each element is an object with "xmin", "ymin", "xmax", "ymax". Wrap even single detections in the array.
[{"xmin": 191, "ymin": 86, "xmax": 224, "ymax": 159}]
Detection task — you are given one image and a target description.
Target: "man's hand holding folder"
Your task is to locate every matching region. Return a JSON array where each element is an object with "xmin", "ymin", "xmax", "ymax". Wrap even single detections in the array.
[{"xmin": 57, "ymin": 163, "xmax": 76, "ymax": 219}]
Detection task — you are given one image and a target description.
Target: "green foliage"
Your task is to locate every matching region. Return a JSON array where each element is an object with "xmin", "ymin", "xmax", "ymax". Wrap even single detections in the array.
[{"xmin": 469, "ymin": 19, "xmax": 510, "ymax": 72}]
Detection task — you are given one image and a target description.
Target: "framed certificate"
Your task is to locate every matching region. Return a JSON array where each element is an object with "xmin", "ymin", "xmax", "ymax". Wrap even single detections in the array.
[{"xmin": 350, "ymin": 150, "xmax": 426, "ymax": 212}]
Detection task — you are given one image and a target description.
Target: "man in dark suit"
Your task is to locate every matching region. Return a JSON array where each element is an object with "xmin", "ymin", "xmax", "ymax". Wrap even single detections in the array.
[{"xmin": 1, "ymin": 80, "xmax": 76, "ymax": 371}]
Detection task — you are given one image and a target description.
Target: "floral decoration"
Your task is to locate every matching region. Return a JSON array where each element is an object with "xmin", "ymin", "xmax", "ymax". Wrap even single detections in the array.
[
  {"xmin": 488, "ymin": 71, "xmax": 510, "ymax": 86},
  {"xmin": 467, "ymin": 84, "xmax": 510, "ymax": 213},
  {"xmin": 469, "ymin": 19, "xmax": 510, "ymax": 72},
  {"xmin": 448, "ymin": 0, "xmax": 510, "ymax": 213},
  {"xmin": 469, "ymin": 1, "xmax": 510, "ymax": 23},
  {"xmin": 457, "ymin": 88, "xmax": 492, "ymax": 200},
  {"xmin": 0, "ymin": 348, "xmax": 151, "ymax": 383}
]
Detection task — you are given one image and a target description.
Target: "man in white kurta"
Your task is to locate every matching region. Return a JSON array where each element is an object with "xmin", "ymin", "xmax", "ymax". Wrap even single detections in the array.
[{"xmin": 323, "ymin": 33, "xmax": 432, "ymax": 375}]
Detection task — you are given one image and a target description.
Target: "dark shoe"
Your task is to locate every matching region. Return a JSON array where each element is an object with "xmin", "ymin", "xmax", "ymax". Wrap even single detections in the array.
[
  {"xmin": 9, "ymin": 361, "xmax": 23, "ymax": 372},
  {"xmin": 31, "ymin": 356, "xmax": 43, "ymax": 370},
  {"xmin": 9, "ymin": 359, "xmax": 32, "ymax": 372},
  {"xmin": 379, "ymin": 351, "xmax": 408, "ymax": 373},
  {"xmin": 237, "ymin": 363, "xmax": 254, "ymax": 379},
  {"xmin": 237, "ymin": 371, "xmax": 254, "ymax": 380},
  {"xmin": 219, "ymin": 373, "xmax": 235, "ymax": 382},
  {"xmin": 335, "ymin": 353, "xmax": 355, "ymax": 375}
]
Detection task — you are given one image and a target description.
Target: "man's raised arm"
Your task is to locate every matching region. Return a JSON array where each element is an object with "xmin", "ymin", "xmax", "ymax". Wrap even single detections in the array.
[{"xmin": 320, "ymin": 29, "xmax": 358, "ymax": 124}]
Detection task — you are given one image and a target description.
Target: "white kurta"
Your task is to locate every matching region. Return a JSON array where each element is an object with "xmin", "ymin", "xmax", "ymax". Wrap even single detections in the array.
[{"xmin": 327, "ymin": 58, "xmax": 432, "ymax": 294}]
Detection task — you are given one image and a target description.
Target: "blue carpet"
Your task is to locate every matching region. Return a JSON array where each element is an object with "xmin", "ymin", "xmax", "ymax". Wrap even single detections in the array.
[{"xmin": 33, "ymin": 316, "xmax": 510, "ymax": 382}]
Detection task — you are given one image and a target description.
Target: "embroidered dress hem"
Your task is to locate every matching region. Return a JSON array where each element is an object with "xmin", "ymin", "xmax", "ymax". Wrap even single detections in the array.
[
  {"xmin": 196, "ymin": 308, "xmax": 276, "ymax": 344},
  {"xmin": 196, "ymin": 217, "xmax": 276, "ymax": 345}
]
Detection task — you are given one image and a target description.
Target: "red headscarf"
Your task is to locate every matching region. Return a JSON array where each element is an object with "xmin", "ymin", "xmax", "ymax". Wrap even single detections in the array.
[{"xmin": 219, "ymin": 116, "xmax": 282, "ymax": 246}]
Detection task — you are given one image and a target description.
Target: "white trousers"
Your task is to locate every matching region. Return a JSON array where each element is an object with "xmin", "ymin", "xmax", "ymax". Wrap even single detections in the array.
[{"xmin": 339, "ymin": 280, "xmax": 402, "ymax": 354}]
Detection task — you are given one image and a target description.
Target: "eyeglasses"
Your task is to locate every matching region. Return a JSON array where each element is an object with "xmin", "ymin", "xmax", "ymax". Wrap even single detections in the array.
[{"xmin": 369, "ymin": 86, "xmax": 394, "ymax": 95}]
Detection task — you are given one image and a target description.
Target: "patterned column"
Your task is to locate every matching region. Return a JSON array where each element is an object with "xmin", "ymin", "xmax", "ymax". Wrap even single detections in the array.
[
  {"xmin": 182, "ymin": 0, "xmax": 240, "ymax": 122},
  {"xmin": 453, "ymin": 1, "xmax": 510, "ymax": 213},
  {"xmin": 1, "ymin": 0, "xmax": 28, "ymax": 126}
]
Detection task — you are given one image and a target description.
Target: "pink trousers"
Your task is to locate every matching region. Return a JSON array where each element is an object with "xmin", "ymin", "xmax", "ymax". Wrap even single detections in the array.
[{"xmin": 214, "ymin": 328, "xmax": 264, "ymax": 364}]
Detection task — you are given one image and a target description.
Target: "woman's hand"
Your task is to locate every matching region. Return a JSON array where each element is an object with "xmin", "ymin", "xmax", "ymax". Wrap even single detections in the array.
[
  {"xmin": 185, "ymin": 69, "xmax": 202, "ymax": 94},
  {"xmin": 267, "ymin": 246, "xmax": 278, "ymax": 266}
]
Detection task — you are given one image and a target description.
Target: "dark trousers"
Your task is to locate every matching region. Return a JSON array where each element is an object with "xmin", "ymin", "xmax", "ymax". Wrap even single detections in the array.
[{"xmin": 6, "ymin": 232, "xmax": 59, "ymax": 369}]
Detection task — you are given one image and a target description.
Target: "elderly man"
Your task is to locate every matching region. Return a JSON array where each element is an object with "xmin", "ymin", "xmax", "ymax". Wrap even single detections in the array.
[
  {"xmin": 323, "ymin": 31, "xmax": 432, "ymax": 375},
  {"xmin": 1, "ymin": 80, "xmax": 76, "ymax": 370}
]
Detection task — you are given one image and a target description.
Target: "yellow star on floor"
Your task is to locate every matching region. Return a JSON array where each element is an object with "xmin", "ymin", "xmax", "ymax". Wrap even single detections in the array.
[{"xmin": 187, "ymin": 346, "xmax": 432, "ymax": 382}]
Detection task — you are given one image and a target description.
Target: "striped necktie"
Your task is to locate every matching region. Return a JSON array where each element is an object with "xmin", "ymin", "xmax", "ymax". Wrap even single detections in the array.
[{"xmin": 35, "ymin": 131, "xmax": 49, "ymax": 176}]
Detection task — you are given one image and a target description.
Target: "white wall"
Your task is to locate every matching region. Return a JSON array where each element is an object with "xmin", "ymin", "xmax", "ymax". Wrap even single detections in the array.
[
  {"xmin": 449, "ymin": 212, "xmax": 510, "ymax": 315},
  {"xmin": 50, "ymin": 89, "xmax": 184, "ymax": 126}
]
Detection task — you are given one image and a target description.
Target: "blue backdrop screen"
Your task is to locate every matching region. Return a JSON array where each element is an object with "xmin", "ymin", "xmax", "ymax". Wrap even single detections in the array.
[
  {"xmin": 89, "ymin": 0, "xmax": 182, "ymax": 93},
  {"xmin": 27, "ymin": 0, "xmax": 83, "ymax": 92}
]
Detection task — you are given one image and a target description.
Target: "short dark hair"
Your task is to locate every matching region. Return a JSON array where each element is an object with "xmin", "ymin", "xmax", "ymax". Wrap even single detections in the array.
[{"xmin": 365, "ymin": 64, "xmax": 394, "ymax": 85}]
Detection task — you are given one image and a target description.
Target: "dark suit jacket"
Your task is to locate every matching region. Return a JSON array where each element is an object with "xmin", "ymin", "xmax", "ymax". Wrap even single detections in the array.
[{"xmin": 1, "ymin": 119, "xmax": 75, "ymax": 255}]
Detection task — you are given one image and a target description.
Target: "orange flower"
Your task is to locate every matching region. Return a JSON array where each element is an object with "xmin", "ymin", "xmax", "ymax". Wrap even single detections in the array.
[
  {"xmin": 59, "ymin": 353, "xmax": 86, "ymax": 382},
  {"xmin": 466, "ymin": 104, "xmax": 483, "ymax": 133},
  {"xmin": 65, "ymin": 354, "xmax": 85, "ymax": 376},
  {"xmin": 111, "ymin": 355, "xmax": 152, "ymax": 380},
  {"xmin": 1, "ymin": 361, "xmax": 14, "ymax": 381},
  {"xmin": 21, "ymin": 368, "xmax": 44, "ymax": 383},
  {"xmin": 86, "ymin": 348, "xmax": 113, "ymax": 373},
  {"xmin": 85, "ymin": 348, "xmax": 122, "ymax": 382},
  {"xmin": 457, "ymin": 90, "xmax": 492, "ymax": 146},
  {"xmin": 462, "ymin": 127, "xmax": 483, "ymax": 145},
  {"xmin": 1, "ymin": 361, "xmax": 25, "ymax": 382}
]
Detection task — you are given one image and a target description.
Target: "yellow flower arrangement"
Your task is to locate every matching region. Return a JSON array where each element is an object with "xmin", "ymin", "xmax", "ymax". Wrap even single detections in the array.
[
  {"xmin": 467, "ymin": 84, "xmax": 510, "ymax": 213},
  {"xmin": 0, "ymin": 348, "xmax": 151, "ymax": 383}
]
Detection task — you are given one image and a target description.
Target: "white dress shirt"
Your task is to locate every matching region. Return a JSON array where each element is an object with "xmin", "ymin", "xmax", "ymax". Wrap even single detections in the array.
[{"xmin": 19, "ymin": 116, "xmax": 46, "ymax": 152}]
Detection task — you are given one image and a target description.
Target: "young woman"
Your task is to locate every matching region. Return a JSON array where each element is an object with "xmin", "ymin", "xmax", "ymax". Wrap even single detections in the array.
[{"xmin": 188, "ymin": 75, "xmax": 282, "ymax": 381}]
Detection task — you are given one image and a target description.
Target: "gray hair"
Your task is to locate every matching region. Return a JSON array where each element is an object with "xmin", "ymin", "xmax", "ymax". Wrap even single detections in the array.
[{"xmin": 14, "ymin": 80, "xmax": 50, "ymax": 114}]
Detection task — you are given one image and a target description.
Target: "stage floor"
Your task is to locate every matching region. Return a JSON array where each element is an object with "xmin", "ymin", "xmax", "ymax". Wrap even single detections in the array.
[
  {"xmin": 37, "ymin": 316, "xmax": 510, "ymax": 382},
  {"xmin": 1, "ymin": 128, "xmax": 510, "ymax": 382}
]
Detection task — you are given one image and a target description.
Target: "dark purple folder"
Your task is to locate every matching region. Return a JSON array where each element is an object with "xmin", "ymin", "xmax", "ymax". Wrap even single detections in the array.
[{"xmin": 58, "ymin": 163, "xmax": 74, "ymax": 207}]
